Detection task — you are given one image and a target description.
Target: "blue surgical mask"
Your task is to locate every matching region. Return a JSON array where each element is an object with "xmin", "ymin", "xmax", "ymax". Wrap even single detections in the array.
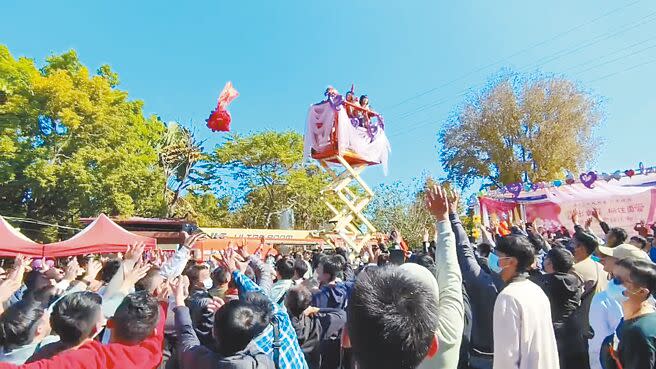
[
  {"xmin": 591, "ymin": 255, "xmax": 601, "ymax": 263},
  {"xmin": 488, "ymin": 253, "xmax": 503, "ymax": 274},
  {"xmin": 606, "ymin": 278, "xmax": 628, "ymax": 304}
]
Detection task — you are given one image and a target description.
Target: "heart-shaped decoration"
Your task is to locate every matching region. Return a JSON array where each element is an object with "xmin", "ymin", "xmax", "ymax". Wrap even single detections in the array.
[
  {"xmin": 506, "ymin": 182, "xmax": 522, "ymax": 197},
  {"xmin": 553, "ymin": 180, "xmax": 563, "ymax": 187},
  {"xmin": 524, "ymin": 183, "xmax": 532, "ymax": 192},
  {"xmin": 600, "ymin": 172, "xmax": 611, "ymax": 182},
  {"xmin": 566, "ymin": 177, "xmax": 575, "ymax": 185},
  {"xmin": 612, "ymin": 170, "xmax": 622, "ymax": 180},
  {"xmin": 579, "ymin": 171, "xmax": 597, "ymax": 189},
  {"xmin": 625, "ymin": 169, "xmax": 635, "ymax": 178},
  {"xmin": 531, "ymin": 183, "xmax": 540, "ymax": 191}
]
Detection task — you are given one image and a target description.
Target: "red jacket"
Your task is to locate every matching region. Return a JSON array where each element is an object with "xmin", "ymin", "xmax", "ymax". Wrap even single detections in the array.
[{"xmin": 0, "ymin": 303, "xmax": 167, "ymax": 369}]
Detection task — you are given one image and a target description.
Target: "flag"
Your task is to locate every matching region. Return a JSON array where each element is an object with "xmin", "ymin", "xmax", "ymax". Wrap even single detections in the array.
[{"xmin": 206, "ymin": 81, "xmax": 239, "ymax": 132}]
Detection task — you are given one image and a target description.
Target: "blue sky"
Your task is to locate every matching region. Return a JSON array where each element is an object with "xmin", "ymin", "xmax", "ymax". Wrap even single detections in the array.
[{"xmin": 2, "ymin": 0, "xmax": 655, "ymax": 190}]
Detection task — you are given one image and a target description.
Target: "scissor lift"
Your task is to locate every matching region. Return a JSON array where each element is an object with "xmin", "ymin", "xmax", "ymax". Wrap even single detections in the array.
[{"xmin": 310, "ymin": 101, "xmax": 380, "ymax": 251}]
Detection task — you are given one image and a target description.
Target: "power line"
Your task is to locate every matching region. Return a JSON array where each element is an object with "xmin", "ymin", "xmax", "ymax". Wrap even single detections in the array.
[
  {"xmin": 589, "ymin": 57, "xmax": 656, "ymax": 83},
  {"xmin": 383, "ymin": 12, "xmax": 656, "ymax": 134},
  {"xmin": 2, "ymin": 216, "xmax": 82, "ymax": 231},
  {"xmin": 382, "ymin": 0, "xmax": 642, "ymax": 112}
]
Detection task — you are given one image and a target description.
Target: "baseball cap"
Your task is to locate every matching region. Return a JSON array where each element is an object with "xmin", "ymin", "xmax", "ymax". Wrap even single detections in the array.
[{"xmin": 597, "ymin": 243, "xmax": 650, "ymax": 261}]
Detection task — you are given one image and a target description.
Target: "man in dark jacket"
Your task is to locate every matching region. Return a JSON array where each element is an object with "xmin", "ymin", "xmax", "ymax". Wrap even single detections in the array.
[
  {"xmin": 449, "ymin": 211, "xmax": 504, "ymax": 369},
  {"xmin": 285, "ymin": 286, "xmax": 322, "ymax": 369},
  {"xmin": 173, "ymin": 277, "xmax": 275, "ymax": 369},
  {"xmin": 533, "ymin": 247, "xmax": 586, "ymax": 369},
  {"xmin": 312, "ymin": 255, "xmax": 350, "ymax": 369}
]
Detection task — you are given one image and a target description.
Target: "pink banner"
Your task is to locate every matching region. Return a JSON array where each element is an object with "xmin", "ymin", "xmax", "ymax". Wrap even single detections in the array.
[{"xmin": 525, "ymin": 188, "xmax": 656, "ymax": 235}]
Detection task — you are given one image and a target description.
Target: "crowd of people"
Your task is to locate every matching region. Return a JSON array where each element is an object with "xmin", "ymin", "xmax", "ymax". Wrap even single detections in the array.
[{"xmin": 0, "ymin": 185, "xmax": 656, "ymax": 369}]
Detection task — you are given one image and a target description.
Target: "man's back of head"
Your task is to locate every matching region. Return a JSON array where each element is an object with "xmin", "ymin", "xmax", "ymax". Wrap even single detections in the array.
[
  {"xmin": 51, "ymin": 291, "xmax": 104, "ymax": 346},
  {"xmin": 213, "ymin": 292, "xmax": 272, "ymax": 357},
  {"xmin": 110, "ymin": 291, "xmax": 159, "ymax": 345},
  {"xmin": 347, "ymin": 265, "xmax": 439, "ymax": 369}
]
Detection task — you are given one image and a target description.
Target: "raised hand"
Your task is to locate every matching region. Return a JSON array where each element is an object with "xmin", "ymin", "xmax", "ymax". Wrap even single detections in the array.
[
  {"xmin": 83, "ymin": 259, "xmax": 102, "ymax": 283},
  {"xmin": 183, "ymin": 232, "xmax": 208, "ymax": 249},
  {"xmin": 447, "ymin": 189, "xmax": 460, "ymax": 214},
  {"xmin": 123, "ymin": 260, "xmax": 151, "ymax": 287},
  {"xmin": 154, "ymin": 280, "xmax": 172, "ymax": 302},
  {"xmin": 64, "ymin": 257, "xmax": 81, "ymax": 281},
  {"xmin": 237, "ymin": 238, "xmax": 250, "ymax": 259},
  {"xmin": 570, "ymin": 210, "xmax": 579, "ymax": 226},
  {"xmin": 425, "ymin": 184, "xmax": 450, "ymax": 221},
  {"xmin": 591, "ymin": 208, "xmax": 603, "ymax": 222},
  {"xmin": 172, "ymin": 276, "xmax": 190, "ymax": 307},
  {"xmin": 125, "ymin": 242, "xmax": 146, "ymax": 264},
  {"xmin": 584, "ymin": 217, "xmax": 594, "ymax": 231},
  {"xmin": 0, "ymin": 278, "xmax": 21, "ymax": 304},
  {"xmin": 206, "ymin": 296, "xmax": 226, "ymax": 314}
]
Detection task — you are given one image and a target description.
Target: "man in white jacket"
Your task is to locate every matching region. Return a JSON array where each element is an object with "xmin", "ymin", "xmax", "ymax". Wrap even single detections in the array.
[{"xmin": 491, "ymin": 234, "xmax": 559, "ymax": 369}]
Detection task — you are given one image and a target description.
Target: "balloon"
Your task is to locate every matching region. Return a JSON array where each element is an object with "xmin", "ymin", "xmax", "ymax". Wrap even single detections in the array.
[
  {"xmin": 506, "ymin": 182, "xmax": 522, "ymax": 198},
  {"xmin": 553, "ymin": 180, "xmax": 563, "ymax": 187},
  {"xmin": 600, "ymin": 172, "xmax": 611, "ymax": 182},
  {"xmin": 625, "ymin": 169, "xmax": 635, "ymax": 178},
  {"xmin": 612, "ymin": 170, "xmax": 622, "ymax": 180},
  {"xmin": 579, "ymin": 171, "xmax": 597, "ymax": 189},
  {"xmin": 524, "ymin": 183, "xmax": 532, "ymax": 192}
]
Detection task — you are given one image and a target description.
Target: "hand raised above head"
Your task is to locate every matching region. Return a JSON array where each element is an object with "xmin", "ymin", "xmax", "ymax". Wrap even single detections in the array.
[{"xmin": 425, "ymin": 184, "xmax": 450, "ymax": 221}]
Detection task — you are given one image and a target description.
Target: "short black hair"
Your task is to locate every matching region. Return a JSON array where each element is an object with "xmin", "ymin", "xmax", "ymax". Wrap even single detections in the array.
[
  {"xmin": 377, "ymin": 254, "xmax": 390, "ymax": 267},
  {"xmin": 413, "ymin": 254, "xmax": 435, "ymax": 271},
  {"xmin": 111, "ymin": 291, "xmax": 159, "ymax": 344},
  {"xmin": 348, "ymin": 266, "xmax": 439, "ymax": 369},
  {"xmin": 631, "ymin": 236, "xmax": 648, "ymax": 250},
  {"xmin": 185, "ymin": 264, "xmax": 209, "ymax": 286},
  {"xmin": 477, "ymin": 243, "xmax": 493, "ymax": 258},
  {"xmin": 546, "ymin": 248, "xmax": 574, "ymax": 273},
  {"xmin": 608, "ymin": 227, "xmax": 628, "ymax": 246},
  {"xmin": 211, "ymin": 266, "xmax": 230, "ymax": 285},
  {"xmin": 320, "ymin": 255, "xmax": 342, "ymax": 281},
  {"xmin": 0, "ymin": 298, "xmax": 45, "ymax": 350},
  {"xmin": 275, "ymin": 257, "xmax": 295, "ymax": 280},
  {"xmin": 335, "ymin": 247, "xmax": 349, "ymax": 265},
  {"xmin": 293, "ymin": 259, "xmax": 308, "ymax": 279},
  {"xmin": 574, "ymin": 231, "xmax": 599, "ymax": 255},
  {"xmin": 284, "ymin": 286, "xmax": 313, "ymax": 317},
  {"xmin": 615, "ymin": 257, "xmax": 656, "ymax": 298},
  {"xmin": 100, "ymin": 259, "xmax": 122, "ymax": 283},
  {"xmin": 135, "ymin": 266, "xmax": 162, "ymax": 293},
  {"xmin": 214, "ymin": 292, "xmax": 272, "ymax": 356},
  {"xmin": 51, "ymin": 292, "xmax": 102, "ymax": 344},
  {"xmin": 24, "ymin": 270, "xmax": 50, "ymax": 292},
  {"xmin": 495, "ymin": 235, "xmax": 535, "ymax": 274}
]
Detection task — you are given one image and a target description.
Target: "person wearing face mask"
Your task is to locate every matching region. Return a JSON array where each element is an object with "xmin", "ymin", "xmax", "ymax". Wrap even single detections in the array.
[
  {"xmin": 183, "ymin": 264, "xmax": 214, "ymax": 346},
  {"xmin": 590, "ymin": 243, "xmax": 650, "ymax": 369},
  {"xmin": 532, "ymin": 248, "xmax": 585, "ymax": 369},
  {"xmin": 600, "ymin": 257, "xmax": 656, "ymax": 369},
  {"xmin": 491, "ymin": 234, "xmax": 560, "ymax": 369}
]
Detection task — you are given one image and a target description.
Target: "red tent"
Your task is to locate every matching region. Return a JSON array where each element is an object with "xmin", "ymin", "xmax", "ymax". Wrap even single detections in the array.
[
  {"xmin": 0, "ymin": 216, "xmax": 43, "ymax": 258},
  {"xmin": 43, "ymin": 214, "xmax": 156, "ymax": 257}
]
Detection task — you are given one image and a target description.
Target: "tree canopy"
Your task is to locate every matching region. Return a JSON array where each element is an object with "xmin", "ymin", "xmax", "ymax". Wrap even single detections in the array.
[
  {"xmin": 0, "ymin": 46, "xmax": 167, "ymax": 240},
  {"xmin": 204, "ymin": 131, "xmax": 332, "ymax": 229},
  {"xmin": 439, "ymin": 72, "xmax": 603, "ymax": 188},
  {"xmin": 366, "ymin": 177, "xmax": 433, "ymax": 248}
]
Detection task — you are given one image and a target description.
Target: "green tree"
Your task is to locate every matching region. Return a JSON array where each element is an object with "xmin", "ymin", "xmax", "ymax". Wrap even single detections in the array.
[
  {"xmin": 439, "ymin": 71, "xmax": 602, "ymax": 188},
  {"xmin": 158, "ymin": 122, "xmax": 204, "ymax": 217},
  {"xmin": 0, "ymin": 46, "xmax": 167, "ymax": 241},
  {"xmin": 206, "ymin": 131, "xmax": 332, "ymax": 229},
  {"xmin": 366, "ymin": 177, "xmax": 434, "ymax": 248}
]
